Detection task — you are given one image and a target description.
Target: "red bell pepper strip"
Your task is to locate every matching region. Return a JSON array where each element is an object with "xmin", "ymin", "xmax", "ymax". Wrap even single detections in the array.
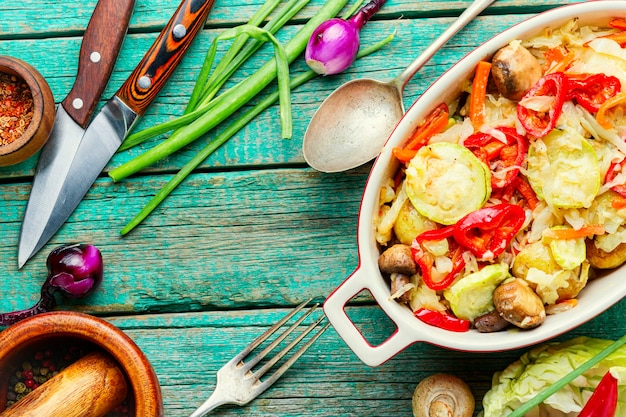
[
  {"xmin": 414, "ymin": 308, "xmax": 470, "ymax": 332},
  {"xmin": 605, "ymin": 159, "xmax": 626, "ymax": 198},
  {"xmin": 411, "ymin": 226, "xmax": 466, "ymax": 291},
  {"xmin": 517, "ymin": 72, "xmax": 568, "ymax": 138},
  {"xmin": 464, "ymin": 127, "xmax": 527, "ymax": 189},
  {"xmin": 566, "ymin": 73, "xmax": 621, "ymax": 113},
  {"xmin": 453, "ymin": 203, "xmax": 526, "ymax": 261},
  {"xmin": 578, "ymin": 371, "xmax": 618, "ymax": 417}
]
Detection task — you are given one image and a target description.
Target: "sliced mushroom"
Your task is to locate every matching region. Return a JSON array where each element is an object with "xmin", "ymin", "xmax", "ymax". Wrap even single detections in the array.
[
  {"xmin": 390, "ymin": 272, "xmax": 412, "ymax": 304},
  {"xmin": 412, "ymin": 373, "xmax": 474, "ymax": 417},
  {"xmin": 493, "ymin": 278, "xmax": 546, "ymax": 329},
  {"xmin": 474, "ymin": 310, "xmax": 510, "ymax": 333},
  {"xmin": 378, "ymin": 244, "xmax": 417, "ymax": 276},
  {"xmin": 491, "ymin": 42, "xmax": 543, "ymax": 101}
]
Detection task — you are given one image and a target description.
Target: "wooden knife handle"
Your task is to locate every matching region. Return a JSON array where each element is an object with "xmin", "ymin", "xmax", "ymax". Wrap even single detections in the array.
[
  {"xmin": 62, "ymin": 0, "xmax": 136, "ymax": 128},
  {"xmin": 116, "ymin": 0, "xmax": 215, "ymax": 117}
]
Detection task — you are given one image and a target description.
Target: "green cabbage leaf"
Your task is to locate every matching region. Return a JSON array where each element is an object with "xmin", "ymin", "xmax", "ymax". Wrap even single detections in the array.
[{"xmin": 481, "ymin": 336, "xmax": 626, "ymax": 417}]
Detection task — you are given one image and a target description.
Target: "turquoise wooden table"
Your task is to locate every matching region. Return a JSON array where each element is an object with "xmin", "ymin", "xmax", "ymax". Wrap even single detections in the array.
[{"xmin": 1, "ymin": 0, "xmax": 625, "ymax": 415}]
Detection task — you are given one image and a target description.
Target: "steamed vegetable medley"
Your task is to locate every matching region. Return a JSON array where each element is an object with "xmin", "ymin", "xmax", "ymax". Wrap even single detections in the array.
[{"xmin": 376, "ymin": 18, "xmax": 626, "ymax": 333}]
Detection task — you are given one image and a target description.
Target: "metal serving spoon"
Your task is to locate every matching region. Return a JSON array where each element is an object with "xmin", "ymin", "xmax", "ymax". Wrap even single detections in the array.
[{"xmin": 302, "ymin": 0, "xmax": 496, "ymax": 173}]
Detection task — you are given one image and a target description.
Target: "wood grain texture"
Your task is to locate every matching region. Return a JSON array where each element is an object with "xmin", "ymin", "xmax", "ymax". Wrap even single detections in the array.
[
  {"xmin": 0, "ymin": 1, "xmax": 622, "ymax": 416},
  {"xmin": 105, "ymin": 303, "xmax": 626, "ymax": 416}
]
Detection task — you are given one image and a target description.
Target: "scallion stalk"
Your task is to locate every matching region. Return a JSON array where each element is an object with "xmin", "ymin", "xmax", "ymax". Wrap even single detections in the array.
[
  {"xmin": 508, "ymin": 333, "xmax": 626, "ymax": 417},
  {"xmin": 185, "ymin": 0, "xmax": 283, "ymax": 113},
  {"xmin": 188, "ymin": 0, "xmax": 311, "ymax": 113},
  {"xmin": 118, "ymin": 34, "xmax": 394, "ymax": 234},
  {"xmin": 120, "ymin": 0, "xmax": 311, "ymax": 152},
  {"xmin": 110, "ymin": 0, "xmax": 350, "ymax": 182}
]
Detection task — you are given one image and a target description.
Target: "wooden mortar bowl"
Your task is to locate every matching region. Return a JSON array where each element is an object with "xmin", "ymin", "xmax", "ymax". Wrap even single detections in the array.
[
  {"xmin": 0, "ymin": 311, "xmax": 163, "ymax": 416},
  {"xmin": 0, "ymin": 55, "xmax": 55, "ymax": 166}
]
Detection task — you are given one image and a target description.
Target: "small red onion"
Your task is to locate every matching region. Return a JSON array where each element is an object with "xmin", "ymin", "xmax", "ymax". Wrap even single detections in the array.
[
  {"xmin": 0, "ymin": 244, "xmax": 103, "ymax": 326},
  {"xmin": 305, "ymin": 0, "xmax": 386, "ymax": 75}
]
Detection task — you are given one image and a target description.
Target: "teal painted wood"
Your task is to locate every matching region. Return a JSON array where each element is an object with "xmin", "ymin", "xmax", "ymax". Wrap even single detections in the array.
[
  {"xmin": 1, "ymin": 1, "xmax": 625, "ymax": 416},
  {"xmin": 104, "ymin": 303, "xmax": 626, "ymax": 416},
  {"xmin": 0, "ymin": 0, "xmax": 581, "ymax": 39},
  {"xmin": 0, "ymin": 167, "xmax": 369, "ymax": 313},
  {"xmin": 0, "ymin": 8, "xmax": 579, "ymax": 180}
]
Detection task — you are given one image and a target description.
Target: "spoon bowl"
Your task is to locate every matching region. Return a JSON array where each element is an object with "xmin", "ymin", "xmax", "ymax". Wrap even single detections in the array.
[
  {"xmin": 303, "ymin": 0, "xmax": 496, "ymax": 173},
  {"xmin": 302, "ymin": 78, "xmax": 403, "ymax": 173}
]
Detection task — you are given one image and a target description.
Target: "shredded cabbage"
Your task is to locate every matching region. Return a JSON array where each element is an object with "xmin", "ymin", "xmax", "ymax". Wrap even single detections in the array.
[{"xmin": 481, "ymin": 337, "xmax": 626, "ymax": 417}]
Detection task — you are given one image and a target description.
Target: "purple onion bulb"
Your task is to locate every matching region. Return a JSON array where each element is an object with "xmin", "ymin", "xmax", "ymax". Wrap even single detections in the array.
[
  {"xmin": 304, "ymin": 0, "xmax": 386, "ymax": 76},
  {"xmin": 0, "ymin": 244, "xmax": 103, "ymax": 326},
  {"xmin": 305, "ymin": 18, "xmax": 361, "ymax": 76},
  {"xmin": 45, "ymin": 243, "xmax": 103, "ymax": 298}
]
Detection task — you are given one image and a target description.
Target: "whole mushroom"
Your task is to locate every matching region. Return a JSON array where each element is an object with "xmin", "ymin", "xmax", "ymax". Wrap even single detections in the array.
[
  {"xmin": 493, "ymin": 278, "xmax": 545, "ymax": 329},
  {"xmin": 412, "ymin": 373, "xmax": 475, "ymax": 417},
  {"xmin": 491, "ymin": 41, "xmax": 543, "ymax": 100}
]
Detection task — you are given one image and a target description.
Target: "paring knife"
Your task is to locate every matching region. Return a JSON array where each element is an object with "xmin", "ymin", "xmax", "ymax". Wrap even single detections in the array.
[
  {"xmin": 18, "ymin": 0, "xmax": 136, "ymax": 268},
  {"xmin": 18, "ymin": 0, "xmax": 215, "ymax": 268}
]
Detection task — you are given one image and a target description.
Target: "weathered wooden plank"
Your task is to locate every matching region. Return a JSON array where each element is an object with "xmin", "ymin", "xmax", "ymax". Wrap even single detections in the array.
[
  {"xmin": 0, "ymin": 0, "xmax": 580, "ymax": 39},
  {"xmin": 0, "ymin": 11, "xmax": 565, "ymax": 181},
  {"xmin": 103, "ymin": 302, "xmax": 626, "ymax": 416},
  {"xmin": 0, "ymin": 167, "xmax": 369, "ymax": 313}
]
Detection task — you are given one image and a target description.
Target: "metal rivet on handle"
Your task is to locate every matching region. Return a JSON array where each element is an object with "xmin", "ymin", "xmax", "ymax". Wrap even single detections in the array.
[
  {"xmin": 72, "ymin": 98, "xmax": 84, "ymax": 110},
  {"xmin": 172, "ymin": 24, "xmax": 187, "ymax": 41},
  {"xmin": 138, "ymin": 76, "xmax": 152, "ymax": 90}
]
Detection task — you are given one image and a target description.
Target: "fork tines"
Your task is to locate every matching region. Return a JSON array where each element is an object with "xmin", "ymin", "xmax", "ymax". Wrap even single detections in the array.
[{"xmin": 233, "ymin": 299, "xmax": 330, "ymax": 387}]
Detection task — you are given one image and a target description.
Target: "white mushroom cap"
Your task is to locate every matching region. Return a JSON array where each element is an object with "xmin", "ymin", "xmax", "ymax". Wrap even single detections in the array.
[{"xmin": 412, "ymin": 373, "xmax": 475, "ymax": 417}]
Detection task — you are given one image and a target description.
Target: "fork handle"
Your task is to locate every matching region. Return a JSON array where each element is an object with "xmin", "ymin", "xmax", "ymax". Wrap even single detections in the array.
[{"xmin": 188, "ymin": 391, "xmax": 229, "ymax": 417}]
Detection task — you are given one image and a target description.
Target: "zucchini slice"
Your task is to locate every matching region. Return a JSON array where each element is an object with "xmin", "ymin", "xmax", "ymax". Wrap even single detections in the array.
[
  {"xmin": 405, "ymin": 142, "xmax": 491, "ymax": 225},
  {"xmin": 527, "ymin": 127, "xmax": 601, "ymax": 209}
]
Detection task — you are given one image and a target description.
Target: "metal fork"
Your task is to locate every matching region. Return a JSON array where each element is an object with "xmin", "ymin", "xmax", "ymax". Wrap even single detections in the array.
[{"xmin": 188, "ymin": 299, "xmax": 330, "ymax": 416}]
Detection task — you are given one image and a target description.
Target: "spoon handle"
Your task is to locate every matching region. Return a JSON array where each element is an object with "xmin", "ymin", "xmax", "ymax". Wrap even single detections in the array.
[{"xmin": 393, "ymin": 0, "xmax": 496, "ymax": 90}]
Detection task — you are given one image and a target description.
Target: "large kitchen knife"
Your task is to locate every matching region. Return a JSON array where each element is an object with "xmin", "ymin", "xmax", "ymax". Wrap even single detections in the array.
[
  {"xmin": 18, "ymin": 0, "xmax": 136, "ymax": 268},
  {"xmin": 18, "ymin": 0, "xmax": 215, "ymax": 268}
]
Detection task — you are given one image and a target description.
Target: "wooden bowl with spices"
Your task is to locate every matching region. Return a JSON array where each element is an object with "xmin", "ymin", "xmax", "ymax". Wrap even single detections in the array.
[
  {"xmin": 0, "ymin": 56, "xmax": 55, "ymax": 167},
  {"xmin": 0, "ymin": 311, "xmax": 164, "ymax": 417}
]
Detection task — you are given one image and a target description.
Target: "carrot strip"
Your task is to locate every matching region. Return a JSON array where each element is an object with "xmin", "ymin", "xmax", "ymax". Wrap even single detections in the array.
[
  {"xmin": 597, "ymin": 92, "xmax": 626, "ymax": 129},
  {"xmin": 392, "ymin": 147, "xmax": 418, "ymax": 163},
  {"xmin": 403, "ymin": 103, "xmax": 449, "ymax": 151},
  {"xmin": 612, "ymin": 195, "xmax": 626, "ymax": 209},
  {"xmin": 516, "ymin": 178, "xmax": 539, "ymax": 210},
  {"xmin": 543, "ymin": 47, "xmax": 575, "ymax": 73},
  {"xmin": 610, "ymin": 17, "xmax": 626, "ymax": 30},
  {"xmin": 598, "ymin": 31, "xmax": 626, "ymax": 47},
  {"xmin": 542, "ymin": 225, "xmax": 605, "ymax": 240},
  {"xmin": 469, "ymin": 61, "xmax": 492, "ymax": 128}
]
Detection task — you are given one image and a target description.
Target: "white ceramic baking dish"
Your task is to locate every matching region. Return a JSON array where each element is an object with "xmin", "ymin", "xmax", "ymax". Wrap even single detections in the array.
[{"xmin": 324, "ymin": 0, "xmax": 626, "ymax": 367}]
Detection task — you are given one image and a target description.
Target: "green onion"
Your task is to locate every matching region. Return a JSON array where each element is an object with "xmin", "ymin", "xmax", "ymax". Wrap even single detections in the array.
[
  {"xmin": 119, "ymin": 0, "xmax": 311, "ymax": 152},
  {"xmin": 186, "ymin": 0, "xmax": 311, "ymax": 114},
  {"xmin": 110, "ymin": 0, "xmax": 350, "ymax": 182},
  {"xmin": 119, "ymin": 34, "xmax": 394, "ymax": 234},
  {"xmin": 508, "ymin": 333, "xmax": 626, "ymax": 417}
]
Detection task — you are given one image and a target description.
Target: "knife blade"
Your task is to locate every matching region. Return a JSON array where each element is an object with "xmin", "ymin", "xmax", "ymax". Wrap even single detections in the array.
[
  {"xmin": 18, "ymin": 0, "xmax": 136, "ymax": 268},
  {"xmin": 19, "ymin": 0, "xmax": 216, "ymax": 268}
]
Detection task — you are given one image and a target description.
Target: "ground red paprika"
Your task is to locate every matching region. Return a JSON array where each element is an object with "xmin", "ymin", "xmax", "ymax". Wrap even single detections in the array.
[{"xmin": 0, "ymin": 72, "xmax": 34, "ymax": 146}]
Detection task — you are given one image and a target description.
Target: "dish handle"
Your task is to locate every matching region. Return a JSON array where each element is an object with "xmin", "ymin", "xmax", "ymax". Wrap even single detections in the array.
[{"xmin": 323, "ymin": 267, "xmax": 419, "ymax": 366}]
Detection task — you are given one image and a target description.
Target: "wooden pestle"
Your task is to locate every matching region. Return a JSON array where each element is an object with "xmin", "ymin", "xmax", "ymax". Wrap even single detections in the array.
[{"xmin": 0, "ymin": 351, "xmax": 128, "ymax": 417}]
